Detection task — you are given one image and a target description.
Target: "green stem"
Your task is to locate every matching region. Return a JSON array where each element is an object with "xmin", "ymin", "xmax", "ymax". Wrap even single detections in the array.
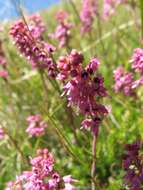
[
  {"xmin": 91, "ymin": 134, "xmax": 97, "ymax": 190},
  {"xmin": 1, "ymin": 124, "xmax": 29, "ymax": 165},
  {"xmin": 68, "ymin": 0, "xmax": 80, "ymax": 21},
  {"xmin": 45, "ymin": 115, "xmax": 85, "ymax": 165}
]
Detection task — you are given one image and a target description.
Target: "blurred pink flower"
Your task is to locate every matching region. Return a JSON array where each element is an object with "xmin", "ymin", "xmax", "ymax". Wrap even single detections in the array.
[
  {"xmin": 49, "ymin": 10, "xmax": 72, "ymax": 48},
  {"xmin": 80, "ymin": 0, "xmax": 97, "ymax": 33},
  {"xmin": 103, "ymin": 0, "xmax": 126, "ymax": 20},
  {"xmin": 113, "ymin": 66, "xmax": 134, "ymax": 96},
  {"xmin": 0, "ymin": 70, "xmax": 8, "ymax": 79},
  {"xmin": 130, "ymin": 48, "xmax": 143, "ymax": 73},
  {"xmin": 0, "ymin": 127, "xmax": 5, "ymax": 140},
  {"xmin": 26, "ymin": 114, "xmax": 47, "ymax": 137},
  {"xmin": 29, "ymin": 13, "xmax": 46, "ymax": 39}
]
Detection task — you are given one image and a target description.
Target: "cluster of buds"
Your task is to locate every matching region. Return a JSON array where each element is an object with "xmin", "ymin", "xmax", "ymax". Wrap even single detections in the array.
[
  {"xmin": 57, "ymin": 49, "xmax": 108, "ymax": 135},
  {"xmin": 10, "ymin": 14, "xmax": 57, "ymax": 77},
  {"xmin": 123, "ymin": 141, "xmax": 143, "ymax": 190},
  {"xmin": 5, "ymin": 149, "xmax": 77, "ymax": 190}
]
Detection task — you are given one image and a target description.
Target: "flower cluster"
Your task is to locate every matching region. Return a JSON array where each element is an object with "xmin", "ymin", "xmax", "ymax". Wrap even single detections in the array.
[
  {"xmin": 113, "ymin": 67, "xmax": 135, "ymax": 96},
  {"xmin": 123, "ymin": 141, "xmax": 143, "ymax": 190},
  {"xmin": 10, "ymin": 15, "xmax": 57, "ymax": 77},
  {"xmin": 103, "ymin": 0, "xmax": 126, "ymax": 20},
  {"xmin": 114, "ymin": 48, "xmax": 143, "ymax": 96},
  {"xmin": 5, "ymin": 149, "xmax": 77, "ymax": 190},
  {"xmin": 57, "ymin": 49, "xmax": 84, "ymax": 81},
  {"xmin": 0, "ymin": 40, "xmax": 8, "ymax": 79},
  {"xmin": 26, "ymin": 114, "xmax": 47, "ymax": 137},
  {"xmin": 49, "ymin": 11, "xmax": 72, "ymax": 48},
  {"xmin": 58, "ymin": 49, "xmax": 108, "ymax": 134},
  {"xmin": 80, "ymin": 0, "xmax": 97, "ymax": 33}
]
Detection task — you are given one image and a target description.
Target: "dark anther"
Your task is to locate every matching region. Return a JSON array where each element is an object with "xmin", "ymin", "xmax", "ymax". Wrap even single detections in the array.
[
  {"xmin": 93, "ymin": 77, "xmax": 100, "ymax": 90},
  {"xmin": 81, "ymin": 70, "xmax": 88, "ymax": 79},
  {"xmin": 93, "ymin": 117, "xmax": 101, "ymax": 122},
  {"xmin": 89, "ymin": 68, "xmax": 93, "ymax": 75}
]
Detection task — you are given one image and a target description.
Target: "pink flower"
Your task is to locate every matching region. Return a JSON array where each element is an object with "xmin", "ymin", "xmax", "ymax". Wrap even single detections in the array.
[
  {"xmin": 82, "ymin": 116, "xmax": 104, "ymax": 135},
  {"xmin": 5, "ymin": 179, "xmax": 22, "ymax": 190},
  {"xmin": 81, "ymin": 119, "xmax": 93, "ymax": 130},
  {"xmin": 69, "ymin": 49, "xmax": 84, "ymax": 66},
  {"xmin": 5, "ymin": 181, "xmax": 15, "ymax": 190},
  {"xmin": 0, "ymin": 55, "xmax": 7, "ymax": 66},
  {"xmin": 64, "ymin": 183, "xmax": 76, "ymax": 190},
  {"xmin": 0, "ymin": 127, "xmax": 5, "ymax": 140},
  {"xmin": 63, "ymin": 175, "xmax": 77, "ymax": 190},
  {"xmin": 26, "ymin": 114, "xmax": 47, "ymax": 137},
  {"xmin": 132, "ymin": 76, "xmax": 143, "ymax": 89}
]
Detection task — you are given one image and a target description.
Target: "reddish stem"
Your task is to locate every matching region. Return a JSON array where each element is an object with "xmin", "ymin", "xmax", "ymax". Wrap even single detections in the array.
[{"xmin": 91, "ymin": 134, "xmax": 97, "ymax": 190}]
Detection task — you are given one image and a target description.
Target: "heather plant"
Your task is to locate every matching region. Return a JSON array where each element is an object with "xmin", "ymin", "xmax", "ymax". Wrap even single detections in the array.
[{"xmin": 0, "ymin": 0, "xmax": 143, "ymax": 190}]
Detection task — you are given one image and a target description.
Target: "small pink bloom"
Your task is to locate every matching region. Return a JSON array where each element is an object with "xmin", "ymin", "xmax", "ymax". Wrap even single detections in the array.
[
  {"xmin": 63, "ymin": 175, "xmax": 77, "ymax": 190},
  {"xmin": 26, "ymin": 114, "xmax": 47, "ymax": 137},
  {"xmin": 81, "ymin": 119, "xmax": 93, "ymax": 129},
  {"xmin": 86, "ymin": 58, "xmax": 100, "ymax": 73},
  {"xmin": 132, "ymin": 76, "xmax": 143, "ymax": 89}
]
